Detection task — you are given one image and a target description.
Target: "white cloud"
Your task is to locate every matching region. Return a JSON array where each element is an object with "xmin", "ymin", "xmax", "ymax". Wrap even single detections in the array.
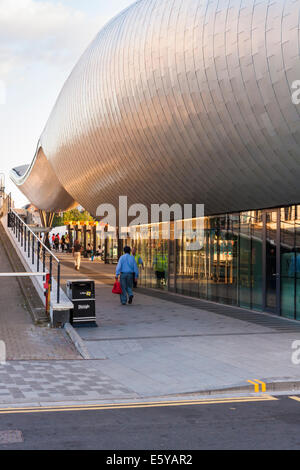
[
  {"xmin": 0, "ymin": 0, "xmax": 107, "ymax": 79},
  {"xmin": 0, "ymin": 0, "xmax": 86, "ymax": 41}
]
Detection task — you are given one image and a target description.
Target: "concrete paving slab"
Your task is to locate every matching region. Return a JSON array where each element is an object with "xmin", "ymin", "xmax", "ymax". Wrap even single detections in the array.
[
  {"xmin": 1, "ymin": 247, "xmax": 300, "ymax": 407},
  {"xmin": 55, "ymin": 253, "xmax": 300, "ymax": 398}
]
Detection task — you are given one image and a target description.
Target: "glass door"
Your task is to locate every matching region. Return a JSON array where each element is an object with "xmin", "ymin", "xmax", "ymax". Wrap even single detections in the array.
[
  {"xmin": 280, "ymin": 218, "xmax": 295, "ymax": 318},
  {"xmin": 264, "ymin": 209, "xmax": 280, "ymax": 314}
]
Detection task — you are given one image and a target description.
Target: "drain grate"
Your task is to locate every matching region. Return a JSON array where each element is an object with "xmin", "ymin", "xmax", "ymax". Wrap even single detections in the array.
[{"xmin": 0, "ymin": 430, "xmax": 24, "ymax": 445}]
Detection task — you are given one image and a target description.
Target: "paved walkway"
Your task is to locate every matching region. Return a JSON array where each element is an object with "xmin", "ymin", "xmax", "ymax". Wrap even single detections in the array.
[
  {"xmin": 1, "ymin": 247, "xmax": 300, "ymax": 406},
  {"xmin": 58, "ymin": 254, "xmax": 300, "ymax": 396}
]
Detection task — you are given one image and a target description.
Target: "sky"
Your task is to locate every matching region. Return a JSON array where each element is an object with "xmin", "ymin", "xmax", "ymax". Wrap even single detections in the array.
[{"xmin": 0, "ymin": 0, "xmax": 134, "ymax": 207}]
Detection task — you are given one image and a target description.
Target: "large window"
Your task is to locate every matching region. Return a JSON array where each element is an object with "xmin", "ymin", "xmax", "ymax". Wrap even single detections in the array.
[
  {"xmin": 281, "ymin": 218, "xmax": 295, "ymax": 319},
  {"xmin": 118, "ymin": 204, "xmax": 300, "ymax": 320},
  {"xmin": 176, "ymin": 214, "xmax": 239, "ymax": 306},
  {"xmin": 134, "ymin": 223, "xmax": 169, "ymax": 291}
]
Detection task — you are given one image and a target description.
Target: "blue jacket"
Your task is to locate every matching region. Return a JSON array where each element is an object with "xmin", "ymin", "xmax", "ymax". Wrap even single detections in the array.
[{"xmin": 116, "ymin": 254, "xmax": 139, "ymax": 278}]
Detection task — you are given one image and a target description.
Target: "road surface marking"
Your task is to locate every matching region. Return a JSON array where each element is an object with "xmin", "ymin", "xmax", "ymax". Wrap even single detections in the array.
[
  {"xmin": 247, "ymin": 379, "xmax": 267, "ymax": 393},
  {"xmin": 289, "ymin": 396, "xmax": 300, "ymax": 402},
  {"xmin": 247, "ymin": 380, "xmax": 260, "ymax": 392},
  {"xmin": 253, "ymin": 380, "xmax": 267, "ymax": 392},
  {"xmin": 0, "ymin": 396, "xmax": 278, "ymax": 415}
]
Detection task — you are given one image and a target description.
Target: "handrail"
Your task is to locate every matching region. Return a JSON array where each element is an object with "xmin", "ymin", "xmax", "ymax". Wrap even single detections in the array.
[
  {"xmin": 11, "ymin": 209, "xmax": 59, "ymax": 263},
  {"xmin": 7, "ymin": 209, "xmax": 62, "ymax": 304},
  {"xmin": 0, "ymin": 273, "xmax": 47, "ymax": 277}
]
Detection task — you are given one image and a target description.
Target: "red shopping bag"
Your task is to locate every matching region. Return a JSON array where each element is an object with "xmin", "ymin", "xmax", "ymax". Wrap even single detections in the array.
[{"xmin": 112, "ymin": 280, "xmax": 122, "ymax": 295}]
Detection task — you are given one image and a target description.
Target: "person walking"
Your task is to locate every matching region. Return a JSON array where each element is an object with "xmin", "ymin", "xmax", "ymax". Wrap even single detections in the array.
[
  {"xmin": 54, "ymin": 233, "xmax": 60, "ymax": 252},
  {"xmin": 86, "ymin": 243, "xmax": 93, "ymax": 259},
  {"xmin": 153, "ymin": 250, "xmax": 168, "ymax": 288},
  {"xmin": 94, "ymin": 245, "xmax": 103, "ymax": 261},
  {"xmin": 115, "ymin": 246, "xmax": 139, "ymax": 305},
  {"xmin": 131, "ymin": 246, "xmax": 144, "ymax": 288},
  {"xmin": 45, "ymin": 233, "xmax": 51, "ymax": 251},
  {"xmin": 73, "ymin": 239, "xmax": 82, "ymax": 271},
  {"xmin": 61, "ymin": 234, "xmax": 66, "ymax": 252},
  {"xmin": 65, "ymin": 233, "xmax": 70, "ymax": 252},
  {"xmin": 51, "ymin": 233, "xmax": 56, "ymax": 249}
]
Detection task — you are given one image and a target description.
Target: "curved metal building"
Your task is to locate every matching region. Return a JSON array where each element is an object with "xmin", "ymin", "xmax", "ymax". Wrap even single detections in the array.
[{"xmin": 11, "ymin": 0, "xmax": 300, "ymax": 215}]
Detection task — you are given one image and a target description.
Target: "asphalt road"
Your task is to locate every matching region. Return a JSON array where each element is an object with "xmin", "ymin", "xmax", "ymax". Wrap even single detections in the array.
[{"xmin": 0, "ymin": 394, "xmax": 300, "ymax": 452}]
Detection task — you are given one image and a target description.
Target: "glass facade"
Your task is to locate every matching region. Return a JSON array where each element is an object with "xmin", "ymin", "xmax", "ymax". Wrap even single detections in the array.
[
  {"xmin": 280, "ymin": 207, "xmax": 300, "ymax": 320},
  {"xmin": 119, "ymin": 204, "xmax": 300, "ymax": 320},
  {"xmin": 123, "ymin": 223, "xmax": 170, "ymax": 290}
]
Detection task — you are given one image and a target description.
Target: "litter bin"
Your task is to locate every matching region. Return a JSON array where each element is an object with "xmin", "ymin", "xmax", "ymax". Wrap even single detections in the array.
[{"xmin": 66, "ymin": 279, "xmax": 97, "ymax": 327}]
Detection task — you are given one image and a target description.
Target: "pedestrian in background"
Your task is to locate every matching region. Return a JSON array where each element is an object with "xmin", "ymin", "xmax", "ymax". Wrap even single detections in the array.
[
  {"xmin": 65, "ymin": 233, "xmax": 70, "ymax": 252},
  {"xmin": 132, "ymin": 246, "xmax": 144, "ymax": 288},
  {"xmin": 54, "ymin": 234, "xmax": 60, "ymax": 252},
  {"xmin": 61, "ymin": 234, "xmax": 65, "ymax": 252},
  {"xmin": 45, "ymin": 233, "xmax": 51, "ymax": 251},
  {"xmin": 115, "ymin": 246, "xmax": 139, "ymax": 305},
  {"xmin": 73, "ymin": 239, "xmax": 82, "ymax": 271}
]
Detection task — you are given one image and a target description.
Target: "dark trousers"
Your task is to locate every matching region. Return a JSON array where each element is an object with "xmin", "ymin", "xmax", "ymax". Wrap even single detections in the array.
[{"xmin": 120, "ymin": 273, "xmax": 134, "ymax": 304}]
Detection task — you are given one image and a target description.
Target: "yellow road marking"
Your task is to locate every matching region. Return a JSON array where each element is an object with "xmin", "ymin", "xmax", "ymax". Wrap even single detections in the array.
[
  {"xmin": 247, "ymin": 379, "xmax": 267, "ymax": 393},
  {"xmin": 254, "ymin": 380, "xmax": 267, "ymax": 392},
  {"xmin": 0, "ymin": 396, "xmax": 278, "ymax": 415},
  {"xmin": 247, "ymin": 380, "xmax": 260, "ymax": 393},
  {"xmin": 289, "ymin": 396, "xmax": 300, "ymax": 402}
]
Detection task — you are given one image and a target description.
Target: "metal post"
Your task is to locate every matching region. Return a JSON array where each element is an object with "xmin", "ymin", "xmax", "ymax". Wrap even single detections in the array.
[
  {"xmin": 43, "ymin": 246, "xmax": 46, "ymax": 274},
  {"xmin": 57, "ymin": 262, "xmax": 61, "ymax": 304},
  {"xmin": 37, "ymin": 241, "xmax": 40, "ymax": 272},
  {"xmin": 262, "ymin": 211, "xmax": 267, "ymax": 311},
  {"xmin": 84, "ymin": 225, "xmax": 87, "ymax": 252},
  {"xmin": 104, "ymin": 224, "xmax": 108, "ymax": 264},
  {"xmin": 93, "ymin": 225, "xmax": 97, "ymax": 253},
  {"xmin": 50, "ymin": 256, "xmax": 53, "ymax": 292},
  {"xmin": 32, "ymin": 235, "xmax": 35, "ymax": 265},
  {"xmin": 68, "ymin": 225, "xmax": 73, "ymax": 250}
]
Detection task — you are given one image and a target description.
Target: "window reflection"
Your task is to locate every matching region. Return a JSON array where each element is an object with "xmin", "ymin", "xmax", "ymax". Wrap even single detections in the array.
[{"xmin": 118, "ymin": 204, "xmax": 300, "ymax": 320}]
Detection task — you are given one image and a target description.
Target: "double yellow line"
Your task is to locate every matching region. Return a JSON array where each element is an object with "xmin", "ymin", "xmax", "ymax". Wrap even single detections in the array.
[
  {"xmin": 247, "ymin": 379, "xmax": 267, "ymax": 393},
  {"xmin": 0, "ymin": 395, "xmax": 277, "ymax": 415}
]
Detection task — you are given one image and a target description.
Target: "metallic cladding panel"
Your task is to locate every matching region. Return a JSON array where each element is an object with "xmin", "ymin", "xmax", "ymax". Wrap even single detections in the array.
[
  {"xmin": 11, "ymin": 0, "xmax": 300, "ymax": 215},
  {"xmin": 10, "ymin": 148, "xmax": 76, "ymax": 212}
]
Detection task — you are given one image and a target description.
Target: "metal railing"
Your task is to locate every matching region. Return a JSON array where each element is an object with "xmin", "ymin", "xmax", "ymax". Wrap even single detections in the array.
[{"xmin": 7, "ymin": 209, "xmax": 61, "ymax": 304}]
